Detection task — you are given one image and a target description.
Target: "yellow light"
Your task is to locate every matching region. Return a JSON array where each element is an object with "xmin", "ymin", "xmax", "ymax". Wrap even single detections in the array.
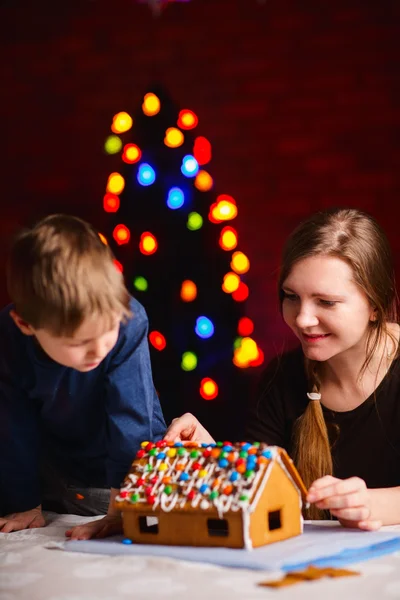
[
  {"xmin": 231, "ymin": 251, "xmax": 250, "ymax": 274},
  {"xmin": 180, "ymin": 280, "xmax": 197, "ymax": 302},
  {"xmin": 219, "ymin": 227, "xmax": 238, "ymax": 251},
  {"xmin": 233, "ymin": 348, "xmax": 250, "ymax": 368},
  {"xmin": 211, "ymin": 200, "xmax": 237, "ymax": 222},
  {"xmin": 111, "ymin": 112, "xmax": 133, "ymax": 134},
  {"xmin": 194, "ymin": 170, "xmax": 213, "ymax": 192},
  {"xmin": 164, "ymin": 127, "xmax": 184, "ymax": 148},
  {"xmin": 106, "ymin": 172, "xmax": 125, "ymax": 195},
  {"xmin": 142, "ymin": 93, "xmax": 161, "ymax": 116},
  {"xmin": 241, "ymin": 337, "xmax": 259, "ymax": 361},
  {"xmin": 222, "ymin": 272, "xmax": 240, "ymax": 293},
  {"xmin": 232, "ymin": 337, "xmax": 258, "ymax": 368},
  {"xmin": 98, "ymin": 233, "xmax": 108, "ymax": 245},
  {"xmin": 203, "ymin": 380, "xmax": 216, "ymax": 395}
]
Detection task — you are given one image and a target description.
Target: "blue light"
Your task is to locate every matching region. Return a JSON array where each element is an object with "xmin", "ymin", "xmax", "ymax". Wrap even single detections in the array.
[
  {"xmin": 167, "ymin": 187, "xmax": 185, "ymax": 209},
  {"xmin": 195, "ymin": 316, "xmax": 214, "ymax": 339},
  {"xmin": 137, "ymin": 163, "xmax": 156, "ymax": 186},
  {"xmin": 181, "ymin": 155, "xmax": 199, "ymax": 178}
]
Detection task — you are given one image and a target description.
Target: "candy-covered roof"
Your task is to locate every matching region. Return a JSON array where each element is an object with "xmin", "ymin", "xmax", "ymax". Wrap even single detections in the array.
[{"xmin": 115, "ymin": 441, "xmax": 307, "ymax": 516}]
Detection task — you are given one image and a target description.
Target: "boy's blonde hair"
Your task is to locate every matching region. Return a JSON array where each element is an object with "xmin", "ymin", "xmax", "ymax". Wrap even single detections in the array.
[{"xmin": 7, "ymin": 214, "xmax": 132, "ymax": 336}]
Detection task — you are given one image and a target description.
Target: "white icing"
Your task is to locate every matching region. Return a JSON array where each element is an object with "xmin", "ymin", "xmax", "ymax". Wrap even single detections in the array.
[{"xmin": 117, "ymin": 443, "xmax": 304, "ymax": 524}]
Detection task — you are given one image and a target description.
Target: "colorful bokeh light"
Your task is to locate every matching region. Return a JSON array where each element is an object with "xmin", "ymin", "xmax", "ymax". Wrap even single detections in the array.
[
  {"xmin": 195, "ymin": 316, "xmax": 214, "ymax": 339},
  {"xmin": 164, "ymin": 127, "xmax": 184, "ymax": 148},
  {"xmin": 122, "ymin": 144, "xmax": 141, "ymax": 164},
  {"xmin": 133, "ymin": 276, "xmax": 148, "ymax": 292},
  {"xmin": 137, "ymin": 163, "xmax": 156, "ymax": 186},
  {"xmin": 104, "ymin": 135, "xmax": 122, "ymax": 155},
  {"xmin": 180, "ymin": 280, "xmax": 197, "ymax": 302},
  {"xmin": 103, "ymin": 193, "xmax": 120, "ymax": 213},
  {"xmin": 181, "ymin": 155, "xmax": 199, "ymax": 177},
  {"xmin": 149, "ymin": 331, "xmax": 166, "ymax": 351},
  {"xmin": 142, "ymin": 93, "xmax": 161, "ymax": 116},
  {"xmin": 167, "ymin": 187, "xmax": 185, "ymax": 209},
  {"xmin": 219, "ymin": 226, "xmax": 238, "ymax": 251},
  {"xmin": 106, "ymin": 172, "xmax": 125, "ymax": 195},
  {"xmin": 139, "ymin": 232, "xmax": 158, "ymax": 255},
  {"xmin": 177, "ymin": 109, "xmax": 198, "ymax": 130},
  {"xmin": 194, "ymin": 170, "xmax": 213, "ymax": 191},
  {"xmin": 200, "ymin": 377, "xmax": 218, "ymax": 400},
  {"xmin": 181, "ymin": 351, "xmax": 197, "ymax": 371},
  {"xmin": 113, "ymin": 224, "xmax": 130, "ymax": 245},
  {"xmin": 187, "ymin": 212, "xmax": 203, "ymax": 231},
  {"xmin": 222, "ymin": 272, "xmax": 240, "ymax": 293},
  {"xmin": 231, "ymin": 251, "xmax": 250, "ymax": 274},
  {"xmin": 111, "ymin": 112, "xmax": 133, "ymax": 134},
  {"xmin": 193, "ymin": 136, "xmax": 212, "ymax": 165}
]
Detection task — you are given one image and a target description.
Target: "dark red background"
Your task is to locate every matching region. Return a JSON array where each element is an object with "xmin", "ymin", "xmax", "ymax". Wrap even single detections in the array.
[{"xmin": 2, "ymin": 0, "xmax": 400, "ymax": 365}]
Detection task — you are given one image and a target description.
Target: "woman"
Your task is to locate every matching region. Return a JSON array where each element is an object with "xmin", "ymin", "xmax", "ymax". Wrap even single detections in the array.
[{"xmin": 165, "ymin": 208, "xmax": 400, "ymax": 530}]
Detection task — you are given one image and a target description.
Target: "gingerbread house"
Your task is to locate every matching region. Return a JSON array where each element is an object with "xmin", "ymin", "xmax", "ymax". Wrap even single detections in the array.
[{"xmin": 115, "ymin": 441, "xmax": 308, "ymax": 549}]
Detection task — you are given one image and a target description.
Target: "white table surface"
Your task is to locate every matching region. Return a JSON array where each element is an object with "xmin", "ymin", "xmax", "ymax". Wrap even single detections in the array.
[{"xmin": 1, "ymin": 513, "xmax": 400, "ymax": 600}]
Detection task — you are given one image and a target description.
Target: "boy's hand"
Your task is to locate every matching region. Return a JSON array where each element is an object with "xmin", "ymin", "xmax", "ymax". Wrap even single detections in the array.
[
  {"xmin": 164, "ymin": 412, "xmax": 215, "ymax": 444},
  {"xmin": 65, "ymin": 514, "xmax": 123, "ymax": 540},
  {"xmin": 0, "ymin": 506, "xmax": 46, "ymax": 533}
]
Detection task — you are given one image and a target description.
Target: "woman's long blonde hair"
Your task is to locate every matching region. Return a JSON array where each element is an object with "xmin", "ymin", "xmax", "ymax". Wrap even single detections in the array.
[{"xmin": 278, "ymin": 208, "xmax": 398, "ymax": 518}]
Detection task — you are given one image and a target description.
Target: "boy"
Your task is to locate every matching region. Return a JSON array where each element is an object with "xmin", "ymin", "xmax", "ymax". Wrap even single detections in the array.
[{"xmin": 0, "ymin": 214, "xmax": 166, "ymax": 540}]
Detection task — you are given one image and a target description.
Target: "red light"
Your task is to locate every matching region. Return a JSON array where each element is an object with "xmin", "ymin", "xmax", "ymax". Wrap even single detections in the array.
[
  {"xmin": 238, "ymin": 317, "xmax": 254, "ymax": 337},
  {"xmin": 113, "ymin": 259, "xmax": 123, "ymax": 273},
  {"xmin": 193, "ymin": 136, "xmax": 212, "ymax": 165},
  {"xmin": 122, "ymin": 143, "xmax": 141, "ymax": 164},
  {"xmin": 113, "ymin": 224, "xmax": 131, "ymax": 245},
  {"xmin": 200, "ymin": 377, "xmax": 218, "ymax": 400},
  {"xmin": 249, "ymin": 347, "xmax": 264, "ymax": 367},
  {"xmin": 103, "ymin": 193, "xmax": 120, "ymax": 213},
  {"xmin": 232, "ymin": 282, "xmax": 249, "ymax": 302},
  {"xmin": 139, "ymin": 232, "xmax": 158, "ymax": 255},
  {"xmin": 177, "ymin": 109, "xmax": 198, "ymax": 130},
  {"xmin": 149, "ymin": 331, "xmax": 166, "ymax": 351}
]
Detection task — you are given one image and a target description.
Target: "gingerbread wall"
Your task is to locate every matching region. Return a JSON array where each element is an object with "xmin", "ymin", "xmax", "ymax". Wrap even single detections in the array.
[{"xmin": 2, "ymin": 0, "xmax": 400, "ymax": 366}]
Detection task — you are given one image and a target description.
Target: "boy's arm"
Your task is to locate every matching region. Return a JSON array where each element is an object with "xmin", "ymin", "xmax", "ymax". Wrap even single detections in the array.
[
  {"xmin": 103, "ymin": 298, "xmax": 166, "ymax": 493},
  {"xmin": 0, "ymin": 377, "xmax": 43, "ymax": 520}
]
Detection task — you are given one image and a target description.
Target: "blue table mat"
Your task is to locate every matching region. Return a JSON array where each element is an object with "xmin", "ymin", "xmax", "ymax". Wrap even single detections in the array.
[{"xmin": 61, "ymin": 523, "xmax": 400, "ymax": 572}]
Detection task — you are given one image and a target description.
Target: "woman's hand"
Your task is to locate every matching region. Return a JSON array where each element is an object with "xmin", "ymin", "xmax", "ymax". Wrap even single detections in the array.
[
  {"xmin": 307, "ymin": 475, "xmax": 382, "ymax": 530},
  {"xmin": 164, "ymin": 412, "xmax": 215, "ymax": 444}
]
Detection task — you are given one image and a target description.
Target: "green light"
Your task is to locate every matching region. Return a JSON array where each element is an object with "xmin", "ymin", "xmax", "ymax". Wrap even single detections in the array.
[
  {"xmin": 233, "ymin": 336, "xmax": 243, "ymax": 350},
  {"xmin": 181, "ymin": 351, "xmax": 197, "ymax": 371},
  {"xmin": 133, "ymin": 276, "xmax": 148, "ymax": 292},
  {"xmin": 104, "ymin": 135, "xmax": 123, "ymax": 155},
  {"xmin": 187, "ymin": 212, "xmax": 203, "ymax": 231}
]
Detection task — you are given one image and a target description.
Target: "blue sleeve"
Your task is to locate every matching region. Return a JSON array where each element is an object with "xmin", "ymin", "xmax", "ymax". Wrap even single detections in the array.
[
  {"xmin": 103, "ymin": 298, "xmax": 166, "ymax": 489},
  {"xmin": 0, "ymin": 361, "xmax": 41, "ymax": 515}
]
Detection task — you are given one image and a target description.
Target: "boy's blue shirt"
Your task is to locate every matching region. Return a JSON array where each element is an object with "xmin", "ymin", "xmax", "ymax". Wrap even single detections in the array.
[{"xmin": 0, "ymin": 296, "xmax": 166, "ymax": 514}]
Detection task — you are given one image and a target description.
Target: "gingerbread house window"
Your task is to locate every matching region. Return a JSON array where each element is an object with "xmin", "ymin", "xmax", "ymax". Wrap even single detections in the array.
[
  {"xmin": 268, "ymin": 509, "xmax": 282, "ymax": 531},
  {"xmin": 139, "ymin": 516, "xmax": 159, "ymax": 534},
  {"xmin": 207, "ymin": 518, "xmax": 229, "ymax": 537}
]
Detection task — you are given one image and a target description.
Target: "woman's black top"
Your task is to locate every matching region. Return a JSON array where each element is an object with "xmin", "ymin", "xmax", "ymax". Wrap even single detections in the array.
[{"xmin": 245, "ymin": 348, "xmax": 400, "ymax": 489}]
